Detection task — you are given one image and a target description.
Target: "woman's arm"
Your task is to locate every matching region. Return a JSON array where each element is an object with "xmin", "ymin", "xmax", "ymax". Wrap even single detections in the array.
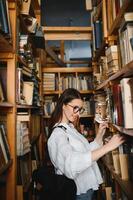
[
  {"xmin": 91, "ymin": 134, "xmax": 124, "ymax": 161},
  {"xmin": 95, "ymin": 122, "xmax": 108, "ymax": 145}
]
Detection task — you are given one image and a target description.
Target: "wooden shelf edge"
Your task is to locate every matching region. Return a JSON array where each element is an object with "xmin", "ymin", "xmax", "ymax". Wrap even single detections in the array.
[
  {"xmin": 43, "ymin": 90, "xmax": 94, "ymax": 95},
  {"xmin": 102, "ymin": 159, "xmax": 133, "ymax": 200},
  {"xmin": 43, "ymin": 26, "xmax": 93, "ymax": 33},
  {"xmin": 0, "ymin": 102, "xmax": 13, "ymax": 107},
  {"xmin": 112, "ymin": 124, "xmax": 133, "ymax": 136},
  {"xmin": 42, "ymin": 67, "xmax": 93, "ymax": 73},
  {"xmin": 95, "ymin": 60, "xmax": 133, "ymax": 90},
  {"xmin": 17, "ymin": 104, "xmax": 41, "ymax": 109}
]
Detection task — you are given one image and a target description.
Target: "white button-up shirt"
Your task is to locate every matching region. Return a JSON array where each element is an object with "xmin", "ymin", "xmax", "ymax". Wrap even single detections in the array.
[{"xmin": 48, "ymin": 123, "xmax": 103, "ymax": 195}]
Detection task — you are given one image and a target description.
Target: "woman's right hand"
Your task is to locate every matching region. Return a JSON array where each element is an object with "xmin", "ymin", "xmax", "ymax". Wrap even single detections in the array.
[
  {"xmin": 106, "ymin": 134, "xmax": 125, "ymax": 152},
  {"xmin": 92, "ymin": 134, "xmax": 125, "ymax": 162}
]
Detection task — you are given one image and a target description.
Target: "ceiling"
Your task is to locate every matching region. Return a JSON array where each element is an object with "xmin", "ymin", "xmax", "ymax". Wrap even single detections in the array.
[{"xmin": 41, "ymin": 0, "xmax": 91, "ymax": 26}]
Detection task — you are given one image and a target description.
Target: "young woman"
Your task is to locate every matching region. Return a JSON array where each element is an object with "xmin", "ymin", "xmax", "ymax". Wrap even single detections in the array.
[{"xmin": 47, "ymin": 88, "xmax": 124, "ymax": 200}]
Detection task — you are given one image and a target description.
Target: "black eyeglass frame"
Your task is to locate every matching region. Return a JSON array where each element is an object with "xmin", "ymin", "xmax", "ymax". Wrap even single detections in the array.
[{"xmin": 67, "ymin": 104, "xmax": 85, "ymax": 115}]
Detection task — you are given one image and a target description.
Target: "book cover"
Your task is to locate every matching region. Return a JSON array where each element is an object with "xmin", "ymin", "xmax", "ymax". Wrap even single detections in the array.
[
  {"xmin": 20, "ymin": 0, "xmax": 31, "ymax": 15},
  {"xmin": 94, "ymin": 20, "xmax": 103, "ymax": 49},
  {"xmin": 0, "ymin": 81, "xmax": 4, "ymax": 102},
  {"xmin": 0, "ymin": 144, "xmax": 7, "ymax": 170},
  {"xmin": 120, "ymin": 78, "xmax": 133, "ymax": 129},
  {"xmin": 0, "ymin": 0, "xmax": 11, "ymax": 37},
  {"xmin": 112, "ymin": 84, "xmax": 124, "ymax": 126},
  {"xmin": 23, "ymin": 81, "xmax": 34, "ymax": 105}
]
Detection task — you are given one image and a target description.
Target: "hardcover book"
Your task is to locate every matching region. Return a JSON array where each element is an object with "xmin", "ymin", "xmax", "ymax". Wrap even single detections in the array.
[{"xmin": 112, "ymin": 84, "xmax": 124, "ymax": 126}]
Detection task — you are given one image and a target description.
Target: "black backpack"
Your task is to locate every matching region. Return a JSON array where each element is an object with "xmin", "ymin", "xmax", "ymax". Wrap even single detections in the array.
[{"xmin": 32, "ymin": 125, "xmax": 77, "ymax": 200}]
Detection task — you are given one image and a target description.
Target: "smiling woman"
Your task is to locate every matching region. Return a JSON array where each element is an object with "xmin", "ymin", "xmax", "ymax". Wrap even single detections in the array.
[{"xmin": 47, "ymin": 88, "xmax": 124, "ymax": 200}]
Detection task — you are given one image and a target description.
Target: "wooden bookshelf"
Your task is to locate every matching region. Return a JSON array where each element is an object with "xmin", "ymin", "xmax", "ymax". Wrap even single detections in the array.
[
  {"xmin": 91, "ymin": 0, "xmax": 133, "ymax": 199},
  {"xmin": 0, "ymin": 1, "xmax": 43, "ymax": 200}
]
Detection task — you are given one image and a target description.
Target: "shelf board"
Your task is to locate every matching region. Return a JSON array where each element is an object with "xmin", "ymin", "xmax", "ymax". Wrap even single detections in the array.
[
  {"xmin": 0, "ymin": 52, "xmax": 14, "ymax": 59},
  {"xmin": 43, "ymin": 89, "xmax": 94, "ymax": 95},
  {"xmin": 112, "ymin": 124, "xmax": 133, "ymax": 136},
  {"xmin": 80, "ymin": 90, "xmax": 94, "ymax": 94},
  {"xmin": 17, "ymin": 104, "xmax": 41, "ymax": 109},
  {"xmin": 103, "ymin": 160, "xmax": 133, "ymax": 200},
  {"xmin": 95, "ymin": 60, "xmax": 133, "ymax": 90},
  {"xmin": 0, "ymin": 102, "xmax": 13, "ymax": 108},
  {"xmin": 43, "ymin": 26, "xmax": 92, "ymax": 41},
  {"xmin": 95, "ymin": 79, "xmax": 109, "ymax": 90},
  {"xmin": 43, "ymin": 91, "xmax": 60, "ymax": 95},
  {"xmin": 42, "ymin": 67, "xmax": 93, "ymax": 73},
  {"xmin": 109, "ymin": 60, "xmax": 133, "ymax": 81}
]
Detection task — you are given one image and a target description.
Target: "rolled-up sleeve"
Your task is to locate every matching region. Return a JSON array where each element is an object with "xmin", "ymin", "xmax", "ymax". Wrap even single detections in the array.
[{"xmin": 48, "ymin": 129, "xmax": 92, "ymax": 179}]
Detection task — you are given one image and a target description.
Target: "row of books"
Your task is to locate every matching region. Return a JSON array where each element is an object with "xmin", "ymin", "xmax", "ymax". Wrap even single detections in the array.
[
  {"xmin": 17, "ymin": 112, "xmax": 41, "ymax": 156},
  {"xmin": 105, "ymin": 45, "xmax": 120, "ymax": 76},
  {"xmin": 42, "ymin": 72, "xmax": 94, "ymax": 92},
  {"xmin": 17, "ymin": 143, "xmax": 40, "ymax": 187},
  {"xmin": 119, "ymin": 20, "xmax": 133, "ymax": 67},
  {"xmin": 16, "ymin": 68, "xmax": 41, "ymax": 106},
  {"xmin": 93, "ymin": 45, "xmax": 121, "ymax": 85},
  {"xmin": 95, "ymin": 77, "xmax": 133, "ymax": 129},
  {"xmin": 92, "ymin": 11, "xmax": 133, "ymax": 83},
  {"xmin": 17, "ymin": 113, "xmax": 31, "ymax": 156},
  {"xmin": 108, "ymin": 78, "xmax": 133, "ymax": 129}
]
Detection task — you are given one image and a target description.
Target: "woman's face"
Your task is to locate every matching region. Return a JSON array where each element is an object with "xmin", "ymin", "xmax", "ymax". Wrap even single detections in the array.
[{"xmin": 62, "ymin": 99, "xmax": 84, "ymax": 123}]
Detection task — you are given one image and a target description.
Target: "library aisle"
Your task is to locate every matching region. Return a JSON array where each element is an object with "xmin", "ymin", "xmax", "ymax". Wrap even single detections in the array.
[{"xmin": 0, "ymin": 0, "xmax": 133, "ymax": 200}]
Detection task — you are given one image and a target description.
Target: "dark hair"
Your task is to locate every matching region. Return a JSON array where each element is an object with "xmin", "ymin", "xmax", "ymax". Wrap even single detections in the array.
[{"xmin": 49, "ymin": 88, "xmax": 82, "ymax": 134}]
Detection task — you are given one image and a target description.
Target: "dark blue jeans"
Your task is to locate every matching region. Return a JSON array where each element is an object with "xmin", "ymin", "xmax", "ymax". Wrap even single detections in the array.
[{"xmin": 76, "ymin": 189, "xmax": 94, "ymax": 200}]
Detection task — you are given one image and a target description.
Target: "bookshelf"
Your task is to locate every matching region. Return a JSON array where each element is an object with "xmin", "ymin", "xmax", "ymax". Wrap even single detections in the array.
[
  {"xmin": 42, "ymin": 66, "xmax": 95, "ymax": 140},
  {"xmin": 0, "ymin": 1, "xmax": 43, "ymax": 200},
  {"xmin": 91, "ymin": 0, "xmax": 133, "ymax": 199}
]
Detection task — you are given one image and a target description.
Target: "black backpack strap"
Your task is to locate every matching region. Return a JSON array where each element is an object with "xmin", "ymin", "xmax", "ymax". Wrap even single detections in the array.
[{"xmin": 53, "ymin": 125, "xmax": 67, "ymax": 132}]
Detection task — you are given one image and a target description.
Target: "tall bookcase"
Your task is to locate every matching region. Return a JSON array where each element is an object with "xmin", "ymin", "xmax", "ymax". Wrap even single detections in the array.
[
  {"xmin": 91, "ymin": 0, "xmax": 133, "ymax": 199},
  {"xmin": 0, "ymin": 1, "xmax": 43, "ymax": 200}
]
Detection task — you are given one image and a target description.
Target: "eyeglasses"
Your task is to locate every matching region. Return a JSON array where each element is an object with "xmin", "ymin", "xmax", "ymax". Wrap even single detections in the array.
[{"xmin": 67, "ymin": 104, "xmax": 85, "ymax": 115}]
